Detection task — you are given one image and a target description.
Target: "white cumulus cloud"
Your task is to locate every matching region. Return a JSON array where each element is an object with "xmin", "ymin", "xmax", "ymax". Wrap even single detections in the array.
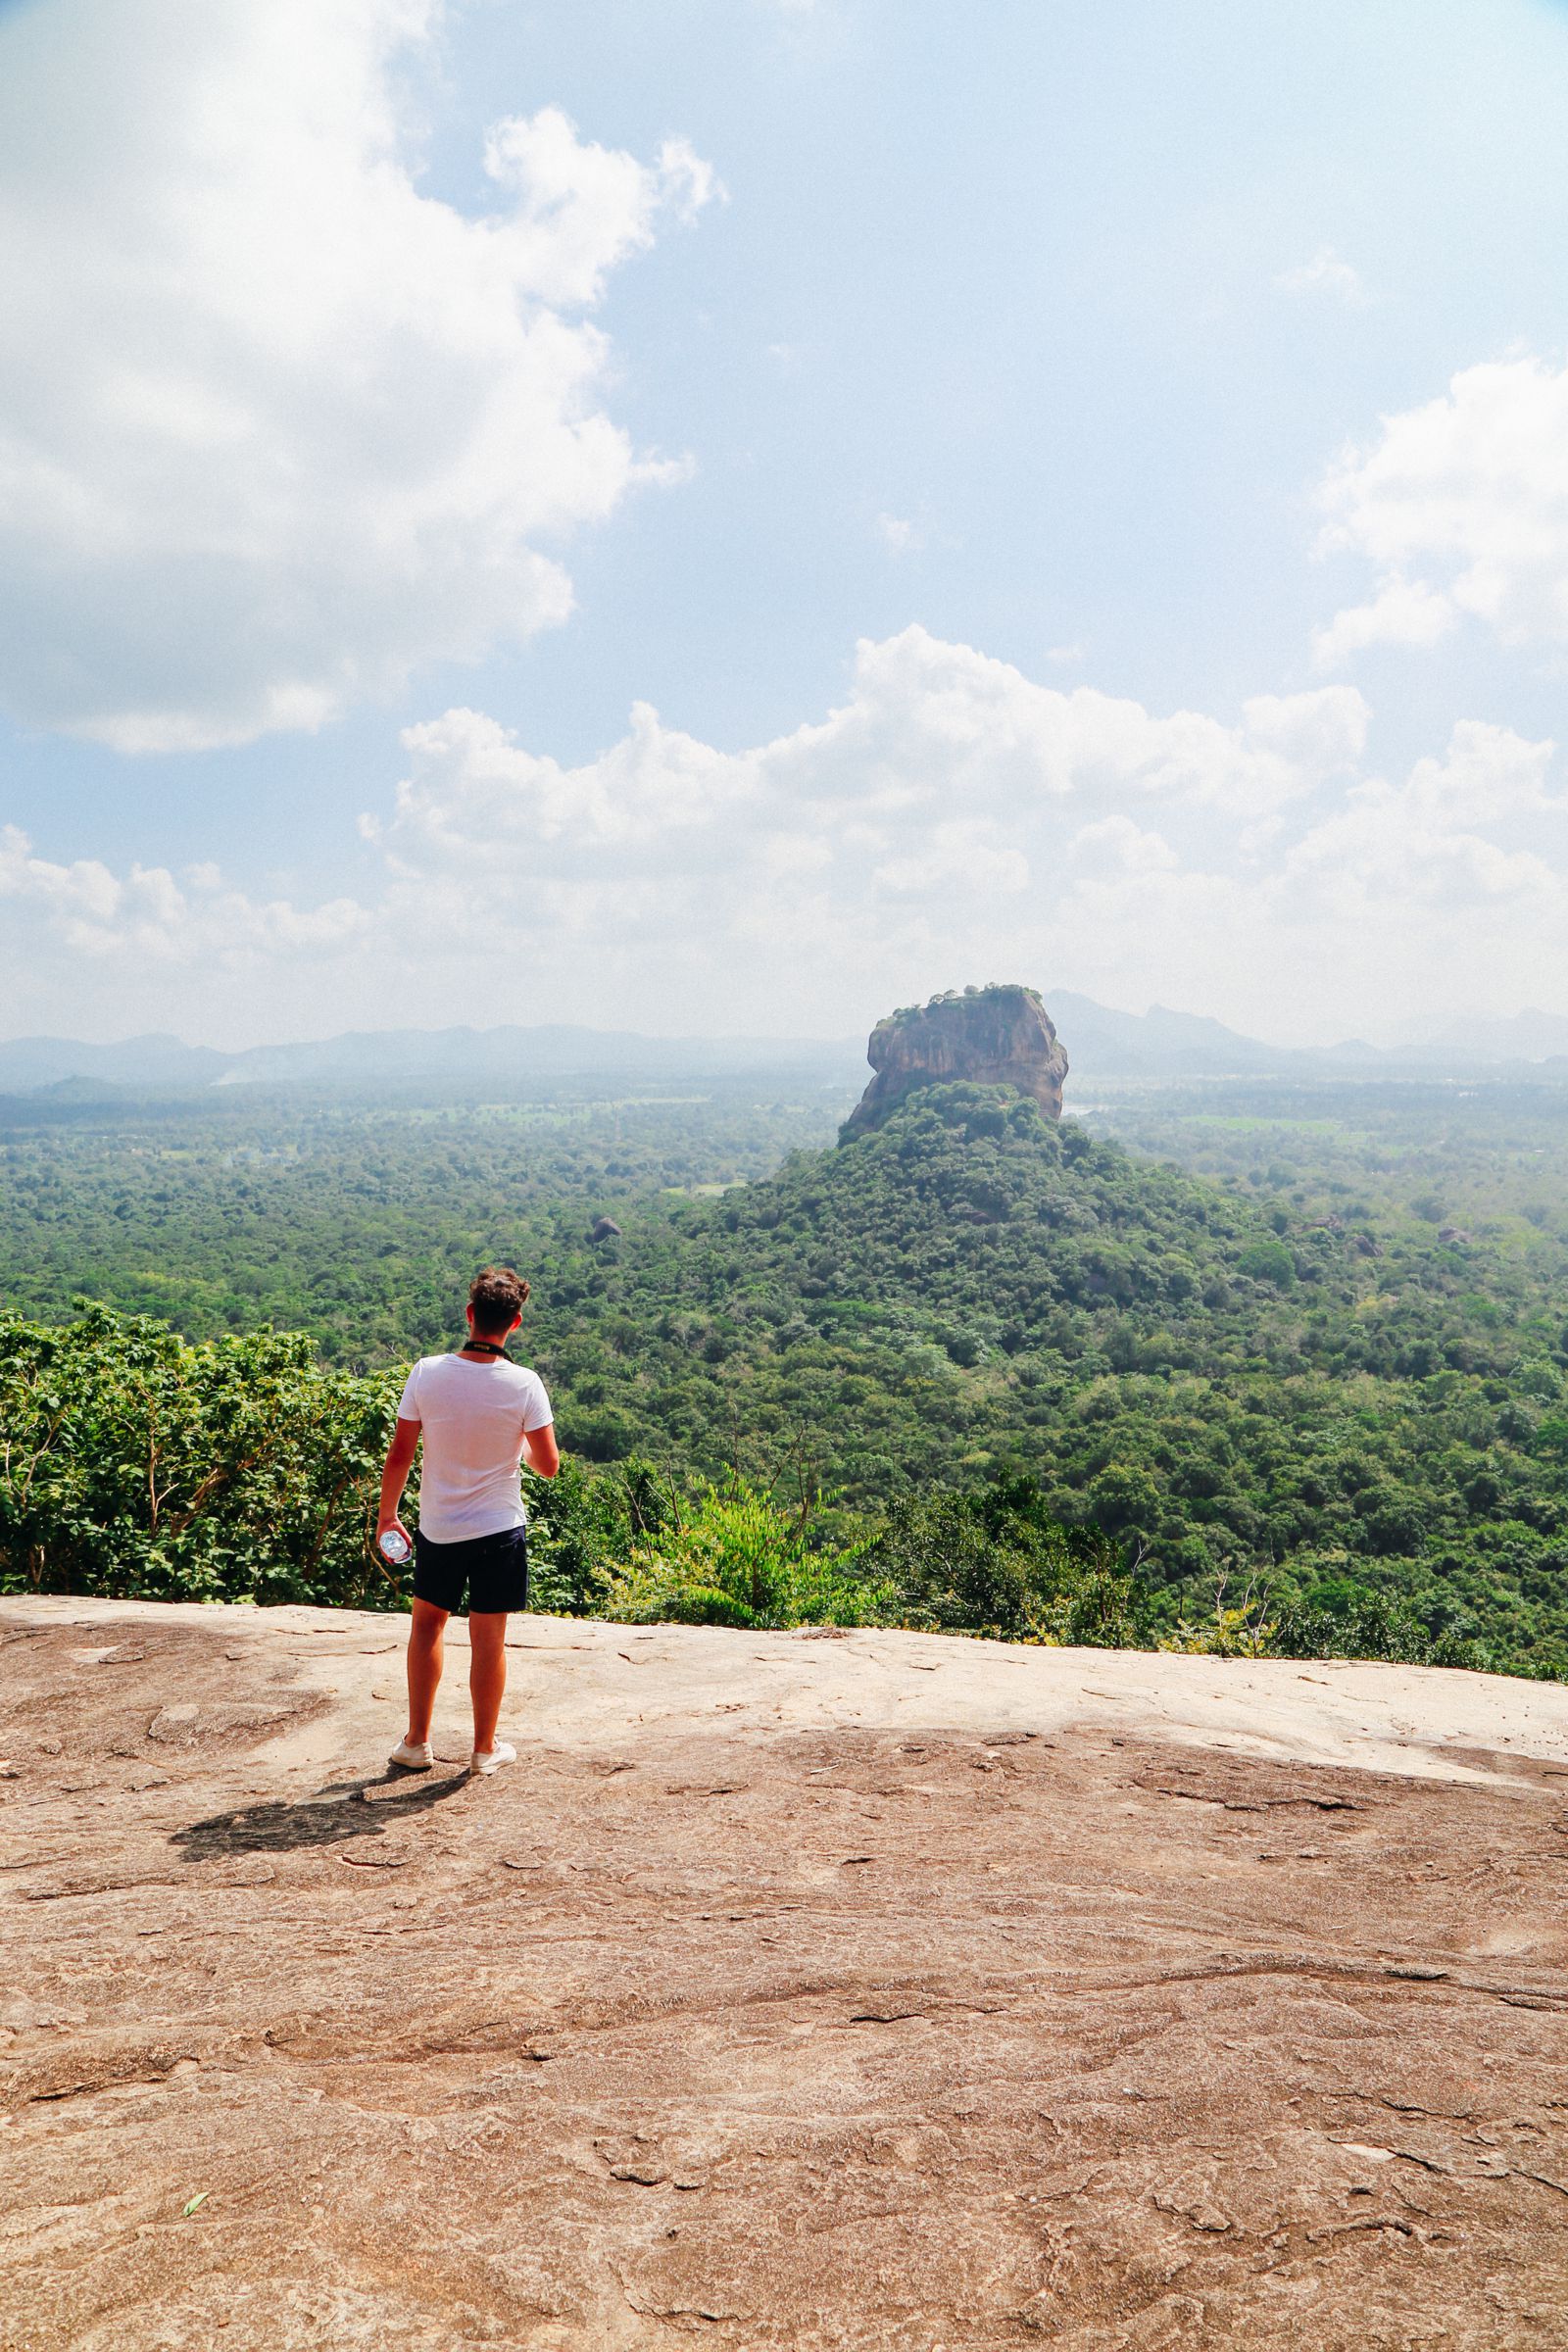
[
  {"xmin": 0, "ymin": 824, "xmax": 369, "ymax": 966},
  {"xmin": 1313, "ymin": 355, "xmax": 1568, "ymax": 666},
  {"xmin": 371, "ymin": 628, "xmax": 1368, "ymax": 909},
  {"xmin": 0, "ymin": 0, "xmax": 714, "ymax": 752},
  {"xmin": 12, "ymin": 628, "xmax": 1560, "ymax": 1049}
]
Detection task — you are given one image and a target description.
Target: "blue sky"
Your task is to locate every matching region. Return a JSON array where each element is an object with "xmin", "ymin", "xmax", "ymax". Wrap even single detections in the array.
[{"xmin": 3, "ymin": 0, "xmax": 1568, "ymax": 1046}]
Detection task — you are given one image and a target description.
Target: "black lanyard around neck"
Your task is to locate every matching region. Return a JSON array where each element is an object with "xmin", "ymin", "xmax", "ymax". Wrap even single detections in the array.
[{"xmin": 460, "ymin": 1340, "xmax": 510, "ymax": 1357}]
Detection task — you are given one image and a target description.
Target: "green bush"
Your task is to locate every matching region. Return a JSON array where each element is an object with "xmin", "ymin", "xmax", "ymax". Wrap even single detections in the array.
[
  {"xmin": 1264, "ymin": 1594, "xmax": 1493, "ymax": 1672},
  {"xmin": 1163, "ymin": 1584, "xmax": 1511, "ymax": 1674},
  {"xmin": 0, "ymin": 1303, "xmax": 402, "ymax": 1607},
  {"xmin": 856, "ymin": 1477, "xmax": 1145, "ymax": 1644},
  {"xmin": 592, "ymin": 1478, "xmax": 889, "ymax": 1630}
]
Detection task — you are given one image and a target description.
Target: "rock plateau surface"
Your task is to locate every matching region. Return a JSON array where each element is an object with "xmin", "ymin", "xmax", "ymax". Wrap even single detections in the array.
[
  {"xmin": 843, "ymin": 984, "xmax": 1069, "ymax": 1135},
  {"xmin": 5, "ymin": 1597, "xmax": 1568, "ymax": 2350}
]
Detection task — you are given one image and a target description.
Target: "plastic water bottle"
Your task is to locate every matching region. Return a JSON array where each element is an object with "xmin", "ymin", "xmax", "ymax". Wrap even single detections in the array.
[{"xmin": 378, "ymin": 1527, "xmax": 412, "ymax": 1567}]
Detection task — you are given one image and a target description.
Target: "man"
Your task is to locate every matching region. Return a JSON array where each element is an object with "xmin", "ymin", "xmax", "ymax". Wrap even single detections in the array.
[{"xmin": 377, "ymin": 1266, "xmax": 560, "ymax": 1776}]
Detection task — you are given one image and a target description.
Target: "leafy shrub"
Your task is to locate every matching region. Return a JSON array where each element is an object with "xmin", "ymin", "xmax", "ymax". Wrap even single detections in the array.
[
  {"xmin": 0, "ymin": 1303, "xmax": 401, "ymax": 1607},
  {"xmin": 1264, "ymin": 1594, "xmax": 1493, "ymax": 1672},
  {"xmin": 591, "ymin": 1478, "xmax": 888, "ymax": 1630},
  {"xmin": 597, "ymin": 1481, "xmax": 801, "ymax": 1627},
  {"xmin": 856, "ymin": 1477, "xmax": 1145, "ymax": 1644},
  {"xmin": 1164, "ymin": 1582, "xmax": 1504, "ymax": 1673}
]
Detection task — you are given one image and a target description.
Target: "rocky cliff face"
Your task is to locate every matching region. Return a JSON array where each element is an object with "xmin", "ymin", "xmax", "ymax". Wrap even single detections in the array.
[{"xmin": 842, "ymin": 983, "xmax": 1069, "ymax": 1135}]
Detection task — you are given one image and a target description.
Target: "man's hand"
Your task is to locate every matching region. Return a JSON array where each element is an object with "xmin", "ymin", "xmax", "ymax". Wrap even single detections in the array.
[{"xmin": 377, "ymin": 1512, "xmax": 413, "ymax": 1554}]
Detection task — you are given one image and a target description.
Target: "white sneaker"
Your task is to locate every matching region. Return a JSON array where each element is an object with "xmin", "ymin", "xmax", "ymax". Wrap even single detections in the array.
[
  {"xmin": 388, "ymin": 1739, "xmax": 433, "ymax": 1771},
  {"xmin": 469, "ymin": 1740, "xmax": 516, "ymax": 1778}
]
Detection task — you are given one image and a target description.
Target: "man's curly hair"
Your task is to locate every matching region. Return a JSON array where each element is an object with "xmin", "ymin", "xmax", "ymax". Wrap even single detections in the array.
[{"xmin": 468, "ymin": 1264, "xmax": 530, "ymax": 1337}]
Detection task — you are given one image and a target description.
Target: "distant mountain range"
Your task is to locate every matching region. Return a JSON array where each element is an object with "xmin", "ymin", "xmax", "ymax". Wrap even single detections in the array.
[
  {"xmin": 1044, "ymin": 994, "xmax": 1292, "ymax": 1080},
  {"xmin": 4, "ymin": 996, "xmax": 1567, "ymax": 1099},
  {"xmin": 0, "ymin": 1034, "xmax": 233, "ymax": 1091},
  {"xmin": 1043, "ymin": 995, "xmax": 1568, "ymax": 1080},
  {"xmin": 1392, "ymin": 1007, "xmax": 1568, "ymax": 1064},
  {"xmin": 0, "ymin": 1024, "xmax": 866, "ymax": 1096}
]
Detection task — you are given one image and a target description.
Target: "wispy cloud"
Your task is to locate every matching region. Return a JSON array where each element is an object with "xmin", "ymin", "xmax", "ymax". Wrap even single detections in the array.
[
  {"xmin": 1276, "ymin": 246, "xmax": 1369, "ymax": 307},
  {"xmin": 875, "ymin": 513, "xmax": 924, "ymax": 555}
]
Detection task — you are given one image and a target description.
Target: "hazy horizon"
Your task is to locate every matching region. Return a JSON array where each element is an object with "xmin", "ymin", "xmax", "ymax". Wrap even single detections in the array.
[
  {"xmin": 8, "ymin": 985, "xmax": 1568, "ymax": 1067},
  {"xmin": 4, "ymin": 1, "xmax": 1568, "ymax": 1047}
]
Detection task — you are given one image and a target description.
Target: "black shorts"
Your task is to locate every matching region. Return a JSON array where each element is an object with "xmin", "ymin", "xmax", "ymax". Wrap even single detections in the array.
[{"xmin": 412, "ymin": 1524, "xmax": 529, "ymax": 1617}]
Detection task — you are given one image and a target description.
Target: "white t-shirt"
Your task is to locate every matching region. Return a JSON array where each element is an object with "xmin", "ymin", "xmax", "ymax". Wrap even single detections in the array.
[{"xmin": 397, "ymin": 1353, "xmax": 554, "ymax": 1544}]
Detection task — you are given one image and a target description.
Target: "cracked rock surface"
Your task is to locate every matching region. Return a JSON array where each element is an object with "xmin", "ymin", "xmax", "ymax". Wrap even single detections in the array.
[{"xmin": 4, "ymin": 1597, "xmax": 1568, "ymax": 2350}]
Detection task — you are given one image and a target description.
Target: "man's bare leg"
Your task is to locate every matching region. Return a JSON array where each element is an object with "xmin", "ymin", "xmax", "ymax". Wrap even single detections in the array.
[
  {"xmin": 404, "ymin": 1598, "xmax": 448, "ymax": 1745},
  {"xmin": 468, "ymin": 1611, "xmax": 509, "ymax": 1757}
]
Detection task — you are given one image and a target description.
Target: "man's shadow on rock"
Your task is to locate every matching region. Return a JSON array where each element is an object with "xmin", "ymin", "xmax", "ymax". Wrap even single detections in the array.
[{"xmin": 172, "ymin": 1768, "xmax": 471, "ymax": 1861}]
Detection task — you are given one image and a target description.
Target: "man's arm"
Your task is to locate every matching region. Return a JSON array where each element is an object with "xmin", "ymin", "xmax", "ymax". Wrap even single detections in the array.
[
  {"xmin": 378, "ymin": 1416, "xmax": 421, "ymax": 1543},
  {"xmin": 524, "ymin": 1422, "xmax": 560, "ymax": 1481}
]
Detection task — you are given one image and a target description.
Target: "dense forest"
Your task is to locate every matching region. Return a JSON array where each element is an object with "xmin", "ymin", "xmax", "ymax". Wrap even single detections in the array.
[
  {"xmin": 0, "ymin": 1083, "xmax": 841, "ymax": 1358},
  {"xmin": 4, "ymin": 1068, "xmax": 1568, "ymax": 1673}
]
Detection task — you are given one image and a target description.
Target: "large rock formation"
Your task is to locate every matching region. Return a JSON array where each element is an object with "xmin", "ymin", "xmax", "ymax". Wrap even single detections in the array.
[
  {"xmin": 5, "ymin": 1594, "xmax": 1568, "ymax": 2349},
  {"xmin": 843, "ymin": 982, "xmax": 1068, "ymax": 1135}
]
